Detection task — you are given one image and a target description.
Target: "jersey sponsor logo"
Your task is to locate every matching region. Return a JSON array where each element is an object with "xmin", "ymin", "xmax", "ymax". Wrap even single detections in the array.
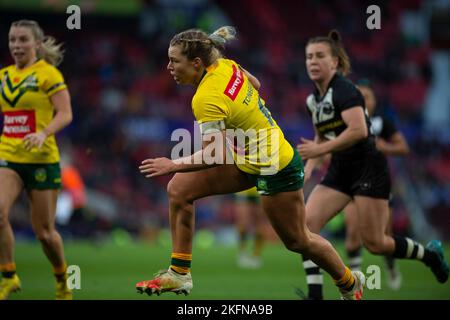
[
  {"xmin": 2, "ymin": 110, "xmax": 36, "ymax": 138},
  {"xmin": 317, "ymin": 120, "xmax": 344, "ymax": 133},
  {"xmin": 224, "ymin": 65, "xmax": 244, "ymax": 101}
]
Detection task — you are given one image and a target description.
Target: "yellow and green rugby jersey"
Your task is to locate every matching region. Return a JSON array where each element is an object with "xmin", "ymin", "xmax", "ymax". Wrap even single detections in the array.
[
  {"xmin": 0, "ymin": 59, "xmax": 67, "ymax": 163},
  {"xmin": 192, "ymin": 58, "xmax": 293, "ymax": 175}
]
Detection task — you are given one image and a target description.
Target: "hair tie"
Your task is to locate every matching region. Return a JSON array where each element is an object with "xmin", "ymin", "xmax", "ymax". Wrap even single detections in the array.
[{"xmin": 208, "ymin": 34, "xmax": 226, "ymax": 47}]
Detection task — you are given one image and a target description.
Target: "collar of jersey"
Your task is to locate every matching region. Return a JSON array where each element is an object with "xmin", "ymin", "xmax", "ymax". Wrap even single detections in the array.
[
  {"xmin": 314, "ymin": 72, "xmax": 339, "ymax": 102},
  {"xmin": 14, "ymin": 59, "xmax": 44, "ymax": 73},
  {"xmin": 197, "ymin": 61, "xmax": 218, "ymax": 86},
  {"xmin": 206, "ymin": 60, "xmax": 219, "ymax": 73}
]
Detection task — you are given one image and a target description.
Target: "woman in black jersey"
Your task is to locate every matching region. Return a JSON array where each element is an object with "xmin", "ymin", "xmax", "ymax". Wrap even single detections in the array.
[
  {"xmin": 344, "ymin": 81, "xmax": 410, "ymax": 291},
  {"xmin": 297, "ymin": 30, "xmax": 448, "ymax": 300}
]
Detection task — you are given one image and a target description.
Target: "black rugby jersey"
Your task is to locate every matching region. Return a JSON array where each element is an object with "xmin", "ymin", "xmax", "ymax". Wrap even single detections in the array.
[{"xmin": 306, "ymin": 73, "xmax": 375, "ymax": 158}]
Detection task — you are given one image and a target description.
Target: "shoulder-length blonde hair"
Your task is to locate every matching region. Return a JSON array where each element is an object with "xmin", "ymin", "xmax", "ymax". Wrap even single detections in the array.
[{"xmin": 11, "ymin": 20, "xmax": 64, "ymax": 66}]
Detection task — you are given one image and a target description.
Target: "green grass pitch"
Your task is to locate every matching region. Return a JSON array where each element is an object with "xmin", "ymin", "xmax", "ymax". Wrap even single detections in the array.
[{"xmin": 7, "ymin": 239, "xmax": 450, "ymax": 300}]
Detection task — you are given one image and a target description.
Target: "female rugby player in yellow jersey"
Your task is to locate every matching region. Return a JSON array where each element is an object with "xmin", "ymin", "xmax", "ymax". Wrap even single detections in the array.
[
  {"xmin": 136, "ymin": 26, "xmax": 364, "ymax": 299},
  {"xmin": 0, "ymin": 20, "xmax": 73, "ymax": 300}
]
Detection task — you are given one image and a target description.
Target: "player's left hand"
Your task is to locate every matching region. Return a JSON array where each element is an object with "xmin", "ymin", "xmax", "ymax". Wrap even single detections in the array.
[
  {"xmin": 139, "ymin": 157, "xmax": 177, "ymax": 177},
  {"xmin": 375, "ymin": 138, "xmax": 388, "ymax": 153},
  {"xmin": 297, "ymin": 137, "xmax": 324, "ymax": 159},
  {"xmin": 23, "ymin": 132, "xmax": 47, "ymax": 151}
]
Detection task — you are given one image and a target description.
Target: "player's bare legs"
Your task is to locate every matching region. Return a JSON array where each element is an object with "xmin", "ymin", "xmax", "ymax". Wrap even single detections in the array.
[
  {"xmin": 29, "ymin": 189, "xmax": 71, "ymax": 300},
  {"xmin": 136, "ymin": 164, "xmax": 253, "ymax": 295},
  {"xmin": 301, "ymin": 185, "xmax": 352, "ymax": 300},
  {"xmin": 0, "ymin": 168, "xmax": 23, "ymax": 300}
]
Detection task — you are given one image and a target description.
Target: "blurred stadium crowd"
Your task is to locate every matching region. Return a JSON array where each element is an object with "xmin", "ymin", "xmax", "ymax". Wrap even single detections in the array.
[{"xmin": 1, "ymin": 0, "xmax": 449, "ymax": 241}]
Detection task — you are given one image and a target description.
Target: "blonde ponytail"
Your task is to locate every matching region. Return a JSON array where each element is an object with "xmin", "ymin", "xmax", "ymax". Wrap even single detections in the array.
[
  {"xmin": 170, "ymin": 26, "xmax": 237, "ymax": 66},
  {"xmin": 208, "ymin": 26, "xmax": 237, "ymax": 48},
  {"xmin": 39, "ymin": 35, "xmax": 64, "ymax": 66}
]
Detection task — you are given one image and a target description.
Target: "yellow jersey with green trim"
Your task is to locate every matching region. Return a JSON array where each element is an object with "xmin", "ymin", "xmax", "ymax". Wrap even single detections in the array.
[
  {"xmin": 0, "ymin": 59, "xmax": 67, "ymax": 163},
  {"xmin": 192, "ymin": 58, "xmax": 293, "ymax": 175}
]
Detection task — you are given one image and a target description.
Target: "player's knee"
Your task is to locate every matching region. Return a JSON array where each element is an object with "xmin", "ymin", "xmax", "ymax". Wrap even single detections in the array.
[
  {"xmin": 167, "ymin": 177, "xmax": 199, "ymax": 206},
  {"xmin": 167, "ymin": 178, "xmax": 187, "ymax": 202},
  {"xmin": 345, "ymin": 233, "xmax": 361, "ymax": 251},
  {"xmin": 283, "ymin": 234, "xmax": 310, "ymax": 254},
  {"xmin": 362, "ymin": 238, "xmax": 385, "ymax": 255},
  {"xmin": 285, "ymin": 241, "xmax": 310, "ymax": 254},
  {"xmin": 35, "ymin": 228, "xmax": 54, "ymax": 245},
  {"xmin": 346, "ymin": 224, "xmax": 360, "ymax": 239}
]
